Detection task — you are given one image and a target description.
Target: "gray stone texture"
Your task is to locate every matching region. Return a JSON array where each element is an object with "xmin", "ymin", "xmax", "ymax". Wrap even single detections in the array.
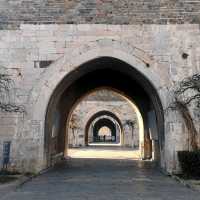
[
  {"xmin": 68, "ymin": 98, "xmax": 139, "ymax": 148},
  {"xmin": 0, "ymin": 24, "xmax": 200, "ymax": 173},
  {"xmin": 1, "ymin": 158, "xmax": 200, "ymax": 200}
]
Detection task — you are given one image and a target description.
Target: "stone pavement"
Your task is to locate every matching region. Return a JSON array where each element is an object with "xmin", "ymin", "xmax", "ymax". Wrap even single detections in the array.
[
  {"xmin": 1, "ymin": 158, "xmax": 199, "ymax": 200},
  {"xmin": 68, "ymin": 146, "xmax": 141, "ymax": 159}
]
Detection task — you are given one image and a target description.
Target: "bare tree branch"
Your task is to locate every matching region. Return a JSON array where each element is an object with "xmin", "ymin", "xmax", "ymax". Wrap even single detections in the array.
[
  {"xmin": 168, "ymin": 73, "xmax": 200, "ymax": 151},
  {"xmin": 0, "ymin": 72, "xmax": 25, "ymax": 113},
  {"xmin": 184, "ymin": 94, "xmax": 200, "ymax": 105}
]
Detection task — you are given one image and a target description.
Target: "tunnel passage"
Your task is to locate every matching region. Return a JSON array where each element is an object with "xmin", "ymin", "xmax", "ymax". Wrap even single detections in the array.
[
  {"xmin": 45, "ymin": 57, "xmax": 164, "ymax": 168},
  {"xmin": 85, "ymin": 110, "xmax": 123, "ymax": 146},
  {"xmin": 93, "ymin": 118, "xmax": 117, "ymax": 143}
]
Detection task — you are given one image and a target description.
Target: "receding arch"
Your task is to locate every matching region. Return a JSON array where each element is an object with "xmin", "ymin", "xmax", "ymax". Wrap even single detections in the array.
[
  {"xmin": 44, "ymin": 56, "xmax": 164, "ymax": 169},
  {"xmin": 85, "ymin": 110, "xmax": 123, "ymax": 146},
  {"xmin": 93, "ymin": 118, "xmax": 117, "ymax": 142},
  {"xmin": 23, "ymin": 38, "xmax": 168, "ymax": 171}
]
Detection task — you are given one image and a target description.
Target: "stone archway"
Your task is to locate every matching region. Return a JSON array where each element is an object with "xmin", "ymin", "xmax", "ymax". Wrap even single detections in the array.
[
  {"xmin": 85, "ymin": 110, "xmax": 123, "ymax": 145},
  {"xmin": 85, "ymin": 110, "xmax": 123, "ymax": 146},
  {"xmin": 25, "ymin": 39, "xmax": 166, "ymax": 172},
  {"xmin": 44, "ymin": 57, "xmax": 164, "ymax": 169},
  {"xmin": 93, "ymin": 118, "xmax": 117, "ymax": 142}
]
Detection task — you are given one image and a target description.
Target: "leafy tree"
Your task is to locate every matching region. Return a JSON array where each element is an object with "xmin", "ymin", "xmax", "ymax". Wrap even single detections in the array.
[
  {"xmin": 124, "ymin": 119, "xmax": 136, "ymax": 148},
  {"xmin": 69, "ymin": 114, "xmax": 79, "ymax": 145}
]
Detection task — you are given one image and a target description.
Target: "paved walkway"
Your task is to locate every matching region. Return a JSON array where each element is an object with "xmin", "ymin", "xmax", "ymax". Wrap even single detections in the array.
[
  {"xmin": 1, "ymin": 158, "xmax": 199, "ymax": 200},
  {"xmin": 68, "ymin": 146, "xmax": 141, "ymax": 159}
]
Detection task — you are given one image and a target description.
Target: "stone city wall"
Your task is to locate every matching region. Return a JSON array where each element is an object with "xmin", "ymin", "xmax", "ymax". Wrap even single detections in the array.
[
  {"xmin": 0, "ymin": 24, "xmax": 199, "ymax": 172},
  {"xmin": 1, "ymin": 1, "xmax": 200, "ymax": 29}
]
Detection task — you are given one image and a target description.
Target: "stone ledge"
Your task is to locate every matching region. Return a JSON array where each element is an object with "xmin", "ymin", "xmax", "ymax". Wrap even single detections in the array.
[
  {"xmin": 0, "ymin": 175, "xmax": 28, "ymax": 197},
  {"xmin": 0, "ymin": 167, "xmax": 51, "ymax": 198}
]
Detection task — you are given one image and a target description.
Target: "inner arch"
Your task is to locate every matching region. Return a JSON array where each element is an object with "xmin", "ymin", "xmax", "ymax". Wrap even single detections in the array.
[
  {"xmin": 93, "ymin": 118, "xmax": 117, "ymax": 143},
  {"xmin": 85, "ymin": 110, "xmax": 123, "ymax": 146}
]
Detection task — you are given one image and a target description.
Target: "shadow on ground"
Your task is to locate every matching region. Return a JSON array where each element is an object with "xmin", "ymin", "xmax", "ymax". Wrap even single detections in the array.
[{"xmin": 1, "ymin": 158, "xmax": 199, "ymax": 200}]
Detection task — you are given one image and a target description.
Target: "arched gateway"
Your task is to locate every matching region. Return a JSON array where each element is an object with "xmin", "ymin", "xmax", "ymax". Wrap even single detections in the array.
[
  {"xmin": 25, "ymin": 39, "xmax": 167, "ymax": 172},
  {"xmin": 93, "ymin": 118, "xmax": 117, "ymax": 142},
  {"xmin": 85, "ymin": 110, "xmax": 123, "ymax": 146}
]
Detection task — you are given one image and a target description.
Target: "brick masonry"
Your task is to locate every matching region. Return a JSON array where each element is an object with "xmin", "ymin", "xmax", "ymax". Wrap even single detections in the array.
[{"xmin": 1, "ymin": 1, "xmax": 200, "ymax": 30}]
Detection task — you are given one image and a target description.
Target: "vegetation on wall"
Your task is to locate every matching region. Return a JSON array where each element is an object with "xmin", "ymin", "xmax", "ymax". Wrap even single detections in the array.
[
  {"xmin": 0, "ymin": 70, "xmax": 25, "ymax": 113},
  {"xmin": 69, "ymin": 114, "xmax": 79, "ymax": 143},
  {"xmin": 169, "ymin": 73, "xmax": 200, "ymax": 151},
  {"xmin": 0, "ymin": 68, "xmax": 25, "ymax": 172},
  {"xmin": 169, "ymin": 73, "xmax": 200, "ymax": 177},
  {"xmin": 124, "ymin": 120, "xmax": 136, "ymax": 148}
]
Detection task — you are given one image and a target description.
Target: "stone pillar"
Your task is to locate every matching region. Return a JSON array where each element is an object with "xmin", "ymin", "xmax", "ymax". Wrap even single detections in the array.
[{"xmin": 152, "ymin": 140, "xmax": 160, "ymax": 161}]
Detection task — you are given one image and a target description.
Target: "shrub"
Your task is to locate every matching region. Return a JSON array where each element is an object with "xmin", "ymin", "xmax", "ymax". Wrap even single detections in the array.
[{"xmin": 178, "ymin": 150, "xmax": 200, "ymax": 178}]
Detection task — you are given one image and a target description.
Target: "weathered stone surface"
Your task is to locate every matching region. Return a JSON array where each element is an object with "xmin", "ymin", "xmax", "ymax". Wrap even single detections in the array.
[
  {"xmin": 68, "ymin": 97, "xmax": 139, "ymax": 148},
  {"xmin": 0, "ymin": 24, "xmax": 199, "ymax": 173},
  {"xmin": 1, "ymin": 158, "xmax": 200, "ymax": 200}
]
